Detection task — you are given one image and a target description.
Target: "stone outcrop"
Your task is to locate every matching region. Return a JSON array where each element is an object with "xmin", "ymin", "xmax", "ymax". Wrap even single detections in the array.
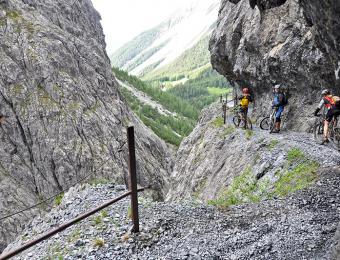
[
  {"xmin": 299, "ymin": 0, "xmax": 340, "ymax": 80},
  {"xmin": 209, "ymin": 0, "xmax": 340, "ymax": 130},
  {"xmin": 0, "ymin": 0, "xmax": 172, "ymax": 251}
]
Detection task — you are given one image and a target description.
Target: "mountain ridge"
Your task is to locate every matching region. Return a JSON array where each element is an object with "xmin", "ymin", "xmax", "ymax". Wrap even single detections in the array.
[{"xmin": 111, "ymin": 0, "xmax": 220, "ymax": 76}]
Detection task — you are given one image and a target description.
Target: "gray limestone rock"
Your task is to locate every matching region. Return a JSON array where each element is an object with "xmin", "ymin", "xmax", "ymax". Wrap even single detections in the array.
[
  {"xmin": 0, "ymin": 0, "xmax": 172, "ymax": 250},
  {"xmin": 210, "ymin": 0, "xmax": 339, "ymax": 131}
]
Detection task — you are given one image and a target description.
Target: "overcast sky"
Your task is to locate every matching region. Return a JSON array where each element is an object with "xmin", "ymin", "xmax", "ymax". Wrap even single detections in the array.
[{"xmin": 92, "ymin": 0, "xmax": 194, "ymax": 55}]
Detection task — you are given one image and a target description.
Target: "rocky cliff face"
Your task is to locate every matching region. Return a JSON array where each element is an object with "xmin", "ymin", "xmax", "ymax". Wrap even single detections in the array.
[
  {"xmin": 300, "ymin": 0, "xmax": 340, "ymax": 77},
  {"xmin": 0, "ymin": 0, "xmax": 172, "ymax": 251},
  {"xmin": 209, "ymin": 0, "xmax": 340, "ymax": 130}
]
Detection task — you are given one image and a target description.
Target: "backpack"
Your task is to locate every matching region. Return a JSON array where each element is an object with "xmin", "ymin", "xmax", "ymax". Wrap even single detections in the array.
[
  {"xmin": 323, "ymin": 95, "xmax": 335, "ymax": 109},
  {"xmin": 282, "ymin": 93, "xmax": 288, "ymax": 106},
  {"xmin": 281, "ymin": 86, "xmax": 290, "ymax": 105},
  {"xmin": 333, "ymin": 96, "xmax": 340, "ymax": 108}
]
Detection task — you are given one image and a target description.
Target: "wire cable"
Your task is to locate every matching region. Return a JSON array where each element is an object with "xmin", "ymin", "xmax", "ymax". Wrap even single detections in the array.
[{"xmin": 0, "ymin": 141, "xmax": 127, "ymax": 222}]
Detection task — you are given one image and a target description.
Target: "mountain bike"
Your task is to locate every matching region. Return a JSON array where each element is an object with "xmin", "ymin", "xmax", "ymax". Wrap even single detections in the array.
[
  {"xmin": 312, "ymin": 114, "xmax": 325, "ymax": 142},
  {"xmin": 232, "ymin": 105, "xmax": 253, "ymax": 130},
  {"xmin": 313, "ymin": 114, "xmax": 340, "ymax": 149},
  {"xmin": 260, "ymin": 107, "xmax": 281, "ymax": 133}
]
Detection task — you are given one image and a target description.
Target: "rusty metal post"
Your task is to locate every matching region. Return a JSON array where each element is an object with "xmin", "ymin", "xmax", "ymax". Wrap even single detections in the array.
[
  {"xmin": 223, "ymin": 103, "xmax": 227, "ymax": 125},
  {"xmin": 127, "ymin": 126, "xmax": 139, "ymax": 233},
  {"xmin": 234, "ymin": 92, "xmax": 238, "ymax": 108}
]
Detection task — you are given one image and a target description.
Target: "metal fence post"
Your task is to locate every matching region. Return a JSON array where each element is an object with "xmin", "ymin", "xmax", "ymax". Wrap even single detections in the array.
[
  {"xmin": 234, "ymin": 92, "xmax": 238, "ymax": 108},
  {"xmin": 127, "ymin": 126, "xmax": 140, "ymax": 233},
  {"xmin": 223, "ymin": 103, "xmax": 227, "ymax": 125}
]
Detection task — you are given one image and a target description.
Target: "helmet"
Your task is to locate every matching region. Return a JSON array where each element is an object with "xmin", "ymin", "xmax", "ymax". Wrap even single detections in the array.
[
  {"xmin": 242, "ymin": 88, "xmax": 250, "ymax": 94},
  {"xmin": 321, "ymin": 89, "xmax": 330, "ymax": 95},
  {"xmin": 274, "ymin": 84, "xmax": 281, "ymax": 90}
]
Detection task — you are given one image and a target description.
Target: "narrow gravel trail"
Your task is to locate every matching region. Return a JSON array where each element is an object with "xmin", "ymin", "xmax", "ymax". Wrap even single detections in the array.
[{"xmin": 5, "ymin": 167, "xmax": 340, "ymax": 259}]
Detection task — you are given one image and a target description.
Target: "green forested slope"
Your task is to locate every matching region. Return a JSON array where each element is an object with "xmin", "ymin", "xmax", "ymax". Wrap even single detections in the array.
[
  {"xmin": 112, "ymin": 32, "xmax": 231, "ymax": 146},
  {"xmin": 143, "ymin": 36, "xmax": 211, "ymax": 81},
  {"xmin": 110, "ymin": 24, "xmax": 164, "ymax": 68},
  {"xmin": 113, "ymin": 67, "xmax": 198, "ymax": 146}
]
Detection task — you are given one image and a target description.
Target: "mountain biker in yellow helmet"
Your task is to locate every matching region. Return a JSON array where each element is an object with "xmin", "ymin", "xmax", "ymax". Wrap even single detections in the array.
[{"xmin": 238, "ymin": 87, "xmax": 254, "ymax": 128}]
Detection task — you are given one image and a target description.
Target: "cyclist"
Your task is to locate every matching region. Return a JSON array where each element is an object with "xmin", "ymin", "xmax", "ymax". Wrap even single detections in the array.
[
  {"xmin": 238, "ymin": 87, "xmax": 254, "ymax": 128},
  {"xmin": 271, "ymin": 84, "xmax": 287, "ymax": 133},
  {"xmin": 321, "ymin": 94, "xmax": 340, "ymax": 144},
  {"xmin": 313, "ymin": 89, "xmax": 334, "ymax": 116}
]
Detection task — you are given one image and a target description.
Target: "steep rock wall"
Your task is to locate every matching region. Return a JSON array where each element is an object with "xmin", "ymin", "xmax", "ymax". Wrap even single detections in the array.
[
  {"xmin": 300, "ymin": 0, "xmax": 340, "ymax": 80},
  {"xmin": 209, "ymin": 0, "xmax": 339, "ymax": 130},
  {"xmin": 0, "ymin": 0, "xmax": 172, "ymax": 251}
]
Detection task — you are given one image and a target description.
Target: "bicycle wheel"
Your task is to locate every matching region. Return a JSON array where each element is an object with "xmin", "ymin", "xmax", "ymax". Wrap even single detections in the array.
[
  {"xmin": 260, "ymin": 117, "xmax": 270, "ymax": 130},
  {"xmin": 313, "ymin": 122, "xmax": 323, "ymax": 142},
  {"xmin": 233, "ymin": 115, "xmax": 241, "ymax": 128},
  {"xmin": 329, "ymin": 128, "xmax": 340, "ymax": 150}
]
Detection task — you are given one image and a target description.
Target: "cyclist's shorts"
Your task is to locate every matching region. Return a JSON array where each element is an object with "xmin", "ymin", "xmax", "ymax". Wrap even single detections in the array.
[
  {"xmin": 275, "ymin": 106, "xmax": 284, "ymax": 122},
  {"xmin": 326, "ymin": 107, "xmax": 340, "ymax": 122},
  {"xmin": 240, "ymin": 106, "xmax": 248, "ymax": 114}
]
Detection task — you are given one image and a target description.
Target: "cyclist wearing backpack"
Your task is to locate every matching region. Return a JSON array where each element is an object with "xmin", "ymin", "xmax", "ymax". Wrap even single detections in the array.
[
  {"xmin": 321, "ymin": 93, "xmax": 340, "ymax": 144},
  {"xmin": 313, "ymin": 89, "xmax": 334, "ymax": 116},
  {"xmin": 239, "ymin": 87, "xmax": 253, "ymax": 113},
  {"xmin": 271, "ymin": 84, "xmax": 288, "ymax": 133},
  {"xmin": 237, "ymin": 87, "xmax": 254, "ymax": 129}
]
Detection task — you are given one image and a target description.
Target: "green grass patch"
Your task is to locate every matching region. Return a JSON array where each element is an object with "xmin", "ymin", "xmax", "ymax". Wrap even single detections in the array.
[
  {"xmin": 101, "ymin": 210, "xmax": 108, "ymax": 218},
  {"xmin": 93, "ymin": 238, "xmax": 105, "ymax": 248},
  {"xmin": 287, "ymin": 148, "xmax": 305, "ymax": 163},
  {"xmin": 212, "ymin": 117, "xmax": 224, "ymax": 128},
  {"xmin": 245, "ymin": 129, "xmax": 254, "ymax": 140},
  {"xmin": 268, "ymin": 139, "xmax": 279, "ymax": 150},
  {"xmin": 208, "ymin": 149, "xmax": 320, "ymax": 208},
  {"xmin": 6, "ymin": 10, "xmax": 22, "ymax": 20},
  {"xmin": 67, "ymin": 229, "xmax": 81, "ymax": 243},
  {"xmin": 207, "ymin": 87, "xmax": 231, "ymax": 96},
  {"xmin": 273, "ymin": 161, "xmax": 319, "ymax": 197},
  {"xmin": 220, "ymin": 126, "xmax": 235, "ymax": 138},
  {"xmin": 93, "ymin": 215, "xmax": 102, "ymax": 226},
  {"xmin": 55, "ymin": 192, "xmax": 64, "ymax": 206},
  {"xmin": 208, "ymin": 167, "xmax": 269, "ymax": 208},
  {"xmin": 274, "ymin": 148, "xmax": 319, "ymax": 197},
  {"xmin": 47, "ymin": 242, "xmax": 65, "ymax": 260}
]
